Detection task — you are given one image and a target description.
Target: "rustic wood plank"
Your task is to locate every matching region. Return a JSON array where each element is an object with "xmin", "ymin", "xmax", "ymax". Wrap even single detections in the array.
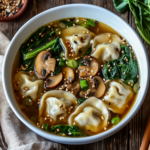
[{"xmin": 0, "ymin": 0, "xmax": 149, "ymax": 150}]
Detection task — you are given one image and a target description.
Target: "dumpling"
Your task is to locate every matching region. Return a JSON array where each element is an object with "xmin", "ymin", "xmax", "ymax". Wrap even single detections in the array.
[
  {"xmin": 39, "ymin": 90, "xmax": 77, "ymax": 123},
  {"xmin": 104, "ymin": 80, "xmax": 134, "ymax": 114},
  {"xmin": 69, "ymin": 97, "xmax": 109, "ymax": 133},
  {"xmin": 60, "ymin": 26, "xmax": 95, "ymax": 60},
  {"xmin": 14, "ymin": 72, "xmax": 44, "ymax": 101},
  {"xmin": 92, "ymin": 33, "xmax": 122, "ymax": 64}
]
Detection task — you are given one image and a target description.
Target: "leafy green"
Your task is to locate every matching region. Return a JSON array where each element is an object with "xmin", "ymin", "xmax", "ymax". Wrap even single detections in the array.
[
  {"xmin": 43, "ymin": 124, "xmax": 49, "ymax": 130},
  {"xmin": 77, "ymin": 97, "xmax": 86, "ymax": 104},
  {"xmin": 102, "ymin": 45, "xmax": 138, "ymax": 84},
  {"xmin": 53, "ymin": 66, "xmax": 61, "ymax": 75},
  {"xmin": 113, "ymin": 0, "xmax": 150, "ymax": 44},
  {"xmin": 60, "ymin": 20, "xmax": 74, "ymax": 27},
  {"xmin": 50, "ymin": 125, "xmax": 87, "ymax": 137},
  {"xmin": 60, "ymin": 18, "xmax": 97, "ymax": 28},
  {"xmin": 84, "ymin": 46, "xmax": 92, "ymax": 56},
  {"xmin": 24, "ymin": 38, "xmax": 57, "ymax": 60},
  {"xmin": 113, "ymin": 0, "xmax": 129, "ymax": 13},
  {"xmin": 86, "ymin": 19, "xmax": 96, "ymax": 27},
  {"xmin": 21, "ymin": 58, "xmax": 35, "ymax": 71}
]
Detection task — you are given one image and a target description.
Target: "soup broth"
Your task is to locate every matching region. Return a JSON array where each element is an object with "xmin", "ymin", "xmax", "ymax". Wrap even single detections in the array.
[{"xmin": 12, "ymin": 18, "xmax": 139, "ymax": 137}]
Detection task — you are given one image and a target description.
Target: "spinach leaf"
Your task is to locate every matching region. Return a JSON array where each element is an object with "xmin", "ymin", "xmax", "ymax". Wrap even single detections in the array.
[
  {"xmin": 60, "ymin": 20, "xmax": 74, "ymax": 27},
  {"xmin": 102, "ymin": 60, "xmax": 120, "ymax": 80},
  {"xmin": 113, "ymin": 0, "xmax": 129, "ymax": 13},
  {"xmin": 21, "ymin": 59, "xmax": 35, "ymax": 71},
  {"xmin": 86, "ymin": 19, "xmax": 96, "ymax": 27},
  {"xmin": 102, "ymin": 45, "xmax": 138, "ymax": 84},
  {"xmin": 50, "ymin": 125, "xmax": 87, "ymax": 137},
  {"xmin": 113, "ymin": 0, "xmax": 150, "ymax": 44},
  {"xmin": 77, "ymin": 97, "xmax": 86, "ymax": 104},
  {"xmin": 20, "ymin": 26, "xmax": 48, "ymax": 55}
]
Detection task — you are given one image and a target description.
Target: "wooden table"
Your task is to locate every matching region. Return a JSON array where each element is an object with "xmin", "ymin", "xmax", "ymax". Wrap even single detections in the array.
[{"xmin": 0, "ymin": 0, "xmax": 150, "ymax": 150}]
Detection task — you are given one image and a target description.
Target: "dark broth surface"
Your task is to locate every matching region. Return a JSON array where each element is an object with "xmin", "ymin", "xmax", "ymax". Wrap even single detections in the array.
[{"xmin": 12, "ymin": 18, "xmax": 139, "ymax": 137}]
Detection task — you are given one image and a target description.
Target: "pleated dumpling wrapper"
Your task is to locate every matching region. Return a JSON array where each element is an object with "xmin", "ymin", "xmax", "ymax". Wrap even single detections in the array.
[
  {"xmin": 68, "ymin": 97, "xmax": 109, "ymax": 133},
  {"xmin": 60, "ymin": 26, "xmax": 95, "ymax": 60},
  {"xmin": 14, "ymin": 71, "xmax": 44, "ymax": 101},
  {"xmin": 104, "ymin": 80, "xmax": 134, "ymax": 114},
  {"xmin": 39, "ymin": 90, "xmax": 77, "ymax": 123},
  {"xmin": 92, "ymin": 33, "xmax": 122, "ymax": 64}
]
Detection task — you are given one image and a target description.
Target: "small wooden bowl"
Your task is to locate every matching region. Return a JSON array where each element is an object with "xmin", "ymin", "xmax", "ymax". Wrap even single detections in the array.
[{"xmin": 0, "ymin": 0, "xmax": 29, "ymax": 22}]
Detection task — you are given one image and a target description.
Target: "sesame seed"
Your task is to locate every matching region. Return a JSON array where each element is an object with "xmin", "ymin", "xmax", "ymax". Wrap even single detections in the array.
[
  {"xmin": 57, "ymin": 128, "xmax": 60, "ymax": 132},
  {"xmin": 68, "ymin": 132, "xmax": 72, "ymax": 135},
  {"xmin": 83, "ymin": 31, "xmax": 86, "ymax": 34},
  {"xmin": 25, "ymin": 87, "xmax": 28, "ymax": 90},
  {"xmin": 104, "ymin": 127, "xmax": 107, "ymax": 130},
  {"xmin": 137, "ymin": 75, "xmax": 139, "ymax": 78},
  {"xmin": 100, "ymin": 115, "xmax": 104, "ymax": 120}
]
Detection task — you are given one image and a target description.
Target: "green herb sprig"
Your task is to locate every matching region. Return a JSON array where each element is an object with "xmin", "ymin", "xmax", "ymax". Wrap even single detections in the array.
[{"xmin": 113, "ymin": 0, "xmax": 150, "ymax": 44}]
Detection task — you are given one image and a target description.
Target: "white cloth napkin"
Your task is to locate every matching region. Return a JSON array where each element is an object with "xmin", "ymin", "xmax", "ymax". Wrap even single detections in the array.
[{"xmin": 0, "ymin": 31, "xmax": 67, "ymax": 150}]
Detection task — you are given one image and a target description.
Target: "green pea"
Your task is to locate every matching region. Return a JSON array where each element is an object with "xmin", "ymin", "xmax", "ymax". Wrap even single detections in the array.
[
  {"xmin": 23, "ymin": 98, "xmax": 33, "ymax": 106},
  {"xmin": 133, "ymin": 82, "xmax": 140, "ymax": 93},
  {"xmin": 67, "ymin": 59, "xmax": 78, "ymax": 69},
  {"xmin": 111, "ymin": 116, "xmax": 120, "ymax": 125}
]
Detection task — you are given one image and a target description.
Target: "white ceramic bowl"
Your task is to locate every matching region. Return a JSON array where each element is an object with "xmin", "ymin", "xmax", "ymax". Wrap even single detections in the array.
[{"xmin": 2, "ymin": 4, "xmax": 149, "ymax": 145}]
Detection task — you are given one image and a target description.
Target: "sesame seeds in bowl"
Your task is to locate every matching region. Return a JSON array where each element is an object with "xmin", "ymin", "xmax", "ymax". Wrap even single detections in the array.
[{"xmin": 0, "ymin": 0, "xmax": 28, "ymax": 22}]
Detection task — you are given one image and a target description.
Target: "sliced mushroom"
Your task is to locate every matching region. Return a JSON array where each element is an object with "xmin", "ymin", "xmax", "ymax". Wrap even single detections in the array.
[
  {"xmin": 79, "ymin": 76, "xmax": 106, "ymax": 98},
  {"xmin": 78, "ymin": 56, "xmax": 99, "ymax": 77},
  {"xmin": 67, "ymin": 80, "xmax": 81, "ymax": 96},
  {"xmin": 34, "ymin": 51, "xmax": 56, "ymax": 79},
  {"xmin": 45, "ymin": 72, "xmax": 63, "ymax": 89},
  {"xmin": 62, "ymin": 67, "xmax": 75, "ymax": 82}
]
